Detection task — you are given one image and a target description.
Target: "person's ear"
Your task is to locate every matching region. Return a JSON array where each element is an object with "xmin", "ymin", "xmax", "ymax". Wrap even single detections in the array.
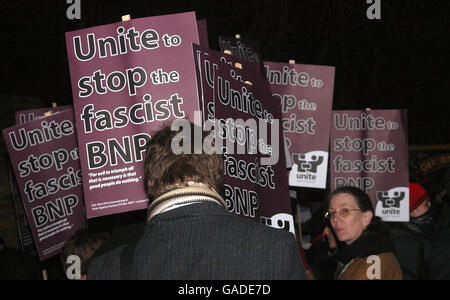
[
  {"xmin": 146, "ymin": 179, "xmax": 152, "ymax": 192},
  {"xmin": 362, "ymin": 211, "xmax": 373, "ymax": 228}
]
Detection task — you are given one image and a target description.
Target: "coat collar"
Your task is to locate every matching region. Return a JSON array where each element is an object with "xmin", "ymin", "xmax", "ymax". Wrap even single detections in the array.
[
  {"xmin": 337, "ymin": 230, "xmax": 395, "ymax": 265},
  {"xmin": 148, "ymin": 202, "xmax": 230, "ymax": 224}
]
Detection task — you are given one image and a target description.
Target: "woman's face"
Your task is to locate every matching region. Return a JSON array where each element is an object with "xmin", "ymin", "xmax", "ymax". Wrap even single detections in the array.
[{"xmin": 328, "ymin": 193, "xmax": 373, "ymax": 245}]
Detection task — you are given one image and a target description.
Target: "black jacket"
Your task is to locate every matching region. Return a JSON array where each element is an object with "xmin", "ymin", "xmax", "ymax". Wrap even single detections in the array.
[
  {"xmin": 390, "ymin": 203, "xmax": 450, "ymax": 280},
  {"xmin": 423, "ymin": 203, "xmax": 450, "ymax": 279},
  {"xmin": 88, "ymin": 202, "xmax": 307, "ymax": 280}
]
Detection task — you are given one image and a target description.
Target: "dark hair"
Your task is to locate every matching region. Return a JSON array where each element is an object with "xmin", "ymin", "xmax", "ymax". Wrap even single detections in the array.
[
  {"xmin": 60, "ymin": 230, "xmax": 110, "ymax": 276},
  {"xmin": 328, "ymin": 186, "xmax": 374, "ymax": 213},
  {"xmin": 327, "ymin": 186, "xmax": 389, "ymax": 236},
  {"xmin": 144, "ymin": 122, "xmax": 224, "ymax": 200}
]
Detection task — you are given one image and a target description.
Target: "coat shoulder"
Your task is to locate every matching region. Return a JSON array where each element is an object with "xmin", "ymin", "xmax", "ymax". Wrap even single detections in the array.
[{"xmin": 339, "ymin": 252, "xmax": 403, "ymax": 280}]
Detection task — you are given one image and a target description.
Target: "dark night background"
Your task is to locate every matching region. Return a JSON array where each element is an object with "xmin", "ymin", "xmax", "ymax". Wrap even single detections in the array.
[{"xmin": 0, "ymin": 0, "xmax": 448, "ymax": 144}]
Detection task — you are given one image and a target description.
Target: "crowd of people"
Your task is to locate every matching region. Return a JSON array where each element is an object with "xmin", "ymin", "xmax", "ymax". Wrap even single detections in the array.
[
  {"xmin": 1, "ymin": 123, "xmax": 449, "ymax": 280},
  {"xmin": 306, "ymin": 183, "xmax": 450, "ymax": 280}
]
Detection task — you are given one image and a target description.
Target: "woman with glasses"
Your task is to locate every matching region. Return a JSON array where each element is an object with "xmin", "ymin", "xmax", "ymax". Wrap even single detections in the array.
[{"xmin": 325, "ymin": 186, "xmax": 403, "ymax": 280}]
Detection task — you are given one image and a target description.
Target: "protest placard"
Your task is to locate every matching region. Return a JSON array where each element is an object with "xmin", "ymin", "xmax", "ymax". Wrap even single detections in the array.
[
  {"xmin": 65, "ymin": 12, "xmax": 200, "ymax": 218},
  {"xmin": 193, "ymin": 44, "xmax": 261, "ymax": 124},
  {"xmin": 265, "ymin": 62, "xmax": 335, "ymax": 189},
  {"xmin": 213, "ymin": 62, "xmax": 295, "ymax": 234},
  {"xmin": 330, "ymin": 110, "xmax": 410, "ymax": 222},
  {"xmin": 15, "ymin": 105, "xmax": 72, "ymax": 124},
  {"xmin": 3, "ymin": 109, "xmax": 85, "ymax": 260},
  {"xmin": 9, "ymin": 106, "xmax": 70, "ymax": 256},
  {"xmin": 218, "ymin": 36, "xmax": 262, "ymax": 64}
]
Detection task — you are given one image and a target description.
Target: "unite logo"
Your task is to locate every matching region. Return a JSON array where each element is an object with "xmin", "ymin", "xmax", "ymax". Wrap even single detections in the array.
[
  {"xmin": 375, "ymin": 187, "xmax": 409, "ymax": 222},
  {"xmin": 289, "ymin": 151, "xmax": 328, "ymax": 188},
  {"xmin": 260, "ymin": 213, "xmax": 295, "ymax": 235},
  {"xmin": 377, "ymin": 190, "xmax": 405, "ymax": 209},
  {"xmin": 293, "ymin": 154, "xmax": 324, "ymax": 174}
]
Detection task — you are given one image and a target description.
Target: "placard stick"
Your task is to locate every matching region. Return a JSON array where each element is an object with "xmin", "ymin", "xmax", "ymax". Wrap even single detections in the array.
[
  {"xmin": 52, "ymin": 102, "xmax": 57, "ymax": 108},
  {"xmin": 296, "ymin": 202, "xmax": 303, "ymax": 242},
  {"xmin": 122, "ymin": 14, "xmax": 131, "ymax": 22},
  {"xmin": 42, "ymin": 269, "xmax": 48, "ymax": 280}
]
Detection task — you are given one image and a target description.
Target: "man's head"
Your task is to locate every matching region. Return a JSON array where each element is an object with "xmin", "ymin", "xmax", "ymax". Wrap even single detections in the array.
[
  {"xmin": 409, "ymin": 183, "xmax": 431, "ymax": 218},
  {"xmin": 144, "ymin": 122, "xmax": 224, "ymax": 201}
]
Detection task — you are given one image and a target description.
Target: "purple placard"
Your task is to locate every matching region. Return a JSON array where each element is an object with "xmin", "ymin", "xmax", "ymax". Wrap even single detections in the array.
[
  {"xmin": 11, "ymin": 106, "xmax": 70, "ymax": 256},
  {"xmin": 65, "ymin": 12, "xmax": 200, "ymax": 218},
  {"xmin": 264, "ymin": 62, "xmax": 335, "ymax": 189},
  {"xmin": 219, "ymin": 36, "xmax": 265, "ymax": 76},
  {"xmin": 330, "ymin": 110, "xmax": 410, "ymax": 222},
  {"xmin": 192, "ymin": 44, "xmax": 261, "ymax": 124},
  {"xmin": 218, "ymin": 36, "xmax": 262, "ymax": 63},
  {"xmin": 2, "ymin": 109, "xmax": 86, "ymax": 261},
  {"xmin": 15, "ymin": 105, "xmax": 73, "ymax": 124},
  {"xmin": 213, "ymin": 63, "xmax": 295, "ymax": 235}
]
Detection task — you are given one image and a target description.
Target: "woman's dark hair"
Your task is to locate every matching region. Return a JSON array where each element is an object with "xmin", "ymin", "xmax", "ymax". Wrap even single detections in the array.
[
  {"xmin": 328, "ymin": 186, "xmax": 374, "ymax": 213},
  {"xmin": 327, "ymin": 186, "xmax": 390, "ymax": 236}
]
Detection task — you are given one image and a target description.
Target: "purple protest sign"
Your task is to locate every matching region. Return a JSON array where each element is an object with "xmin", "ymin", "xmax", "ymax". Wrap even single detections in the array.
[
  {"xmin": 213, "ymin": 63, "xmax": 295, "ymax": 235},
  {"xmin": 2, "ymin": 109, "xmax": 86, "ymax": 261},
  {"xmin": 218, "ymin": 36, "xmax": 262, "ymax": 64},
  {"xmin": 264, "ymin": 62, "xmax": 335, "ymax": 189},
  {"xmin": 330, "ymin": 110, "xmax": 410, "ymax": 222},
  {"xmin": 192, "ymin": 44, "xmax": 261, "ymax": 124},
  {"xmin": 11, "ymin": 106, "xmax": 71, "ymax": 256},
  {"xmin": 15, "ymin": 105, "xmax": 73, "ymax": 124},
  {"xmin": 65, "ymin": 12, "xmax": 200, "ymax": 218},
  {"xmin": 219, "ymin": 36, "xmax": 265, "ymax": 76}
]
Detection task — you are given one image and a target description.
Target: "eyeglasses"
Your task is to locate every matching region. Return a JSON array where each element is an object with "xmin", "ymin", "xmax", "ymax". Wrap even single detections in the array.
[{"xmin": 325, "ymin": 208, "xmax": 361, "ymax": 220}]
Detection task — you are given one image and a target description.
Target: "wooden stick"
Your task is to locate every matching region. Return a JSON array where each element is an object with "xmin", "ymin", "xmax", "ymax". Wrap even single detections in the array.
[
  {"xmin": 122, "ymin": 14, "xmax": 131, "ymax": 22},
  {"xmin": 42, "ymin": 269, "xmax": 48, "ymax": 280},
  {"xmin": 296, "ymin": 202, "xmax": 303, "ymax": 242},
  {"xmin": 52, "ymin": 102, "xmax": 57, "ymax": 108}
]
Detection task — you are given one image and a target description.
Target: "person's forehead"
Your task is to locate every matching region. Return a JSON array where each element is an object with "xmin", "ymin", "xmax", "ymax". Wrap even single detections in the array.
[{"xmin": 329, "ymin": 193, "xmax": 357, "ymax": 208}]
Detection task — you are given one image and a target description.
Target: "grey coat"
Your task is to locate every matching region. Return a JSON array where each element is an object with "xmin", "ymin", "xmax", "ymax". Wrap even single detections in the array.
[{"xmin": 88, "ymin": 202, "xmax": 307, "ymax": 280}]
